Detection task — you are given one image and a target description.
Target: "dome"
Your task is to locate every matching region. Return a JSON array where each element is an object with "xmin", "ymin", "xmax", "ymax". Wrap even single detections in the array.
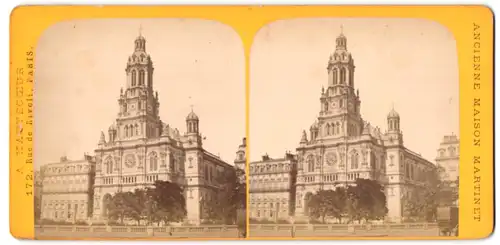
[
  {"xmin": 310, "ymin": 121, "xmax": 319, "ymax": 130},
  {"xmin": 186, "ymin": 111, "xmax": 199, "ymax": 121},
  {"xmin": 135, "ymin": 35, "xmax": 145, "ymax": 41},
  {"xmin": 387, "ymin": 108, "xmax": 400, "ymax": 118}
]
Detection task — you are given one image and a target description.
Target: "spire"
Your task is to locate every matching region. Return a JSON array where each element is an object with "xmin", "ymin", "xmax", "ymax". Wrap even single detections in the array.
[
  {"xmin": 134, "ymin": 25, "xmax": 146, "ymax": 52},
  {"xmin": 388, "ymin": 103, "xmax": 399, "ymax": 118},
  {"xmin": 99, "ymin": 131, "xmax": 106, "ymax": 144},
  {"xmin": 300, "ymin": 130, "xmax": 308, "ymax": 144},
  {"xmin": 335, "ymin": 24, "xmax": 347, "ymax": 50}
]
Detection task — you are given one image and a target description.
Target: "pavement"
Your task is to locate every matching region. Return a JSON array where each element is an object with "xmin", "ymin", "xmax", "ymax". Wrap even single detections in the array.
[
  {"xmin": 248, "ymin": 228, "xmax": 442, "ymax": 238},
  {"xmin": 35, "ymin": 228, "xmax": 239, "ymax": 239},
  {"xmin": 35, "ymin": 227, "xmax": 444, "ymax": 239}
]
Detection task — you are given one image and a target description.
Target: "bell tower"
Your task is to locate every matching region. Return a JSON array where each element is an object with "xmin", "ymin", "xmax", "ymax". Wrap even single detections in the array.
[
  {"xmin": 386, "ymin": 106, "xmax": 403, "ymax": 145},
  {"xmin": 116, "ymin": 29, "xmax": 162, "ymax": 141},
  {"xmin": 316, "ymin": 26, "xmax": 363, "ymax": 140}
]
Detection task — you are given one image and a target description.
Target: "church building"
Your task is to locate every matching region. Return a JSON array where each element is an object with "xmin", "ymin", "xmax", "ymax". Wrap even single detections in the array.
[
  {"xmin": 91, "ymin": 33, "xmax": 236, "ymax": 224},
  {"xmin": 249, "ymin": 29, "xmax": 439, "ymax": 223}
]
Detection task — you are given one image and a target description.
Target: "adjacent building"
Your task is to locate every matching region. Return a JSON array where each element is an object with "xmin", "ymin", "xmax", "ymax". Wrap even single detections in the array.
[
  {"xmin": 249, "ymin": 30, "xmax": 439, "ymax": 223},
  {"xmin": 249, "ymin": 153, "xmax": 297, "ymax": 221},
  {"xmin": 40, "ymin": 155, "xmax": 96, "ymax": 223},
  {"xmin": 435, "ymin": 134, "xmax": 459, "ymax": 206},
  {"xmin": 435, "ymin": 134, "xmax": 459, "ymax": 184}
]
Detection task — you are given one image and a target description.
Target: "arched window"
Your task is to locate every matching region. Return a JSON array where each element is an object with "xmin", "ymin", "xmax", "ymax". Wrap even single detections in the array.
[
  {"xmin": 324, "ymin": 102, "xmax": 329, "ymax": 112},
  {"xmin": 448, "ymin": 147, "xmax": 456, "ymax": 156},
  {"xmin": 333, "ymin": 69, "xmax": 338, "ymax": 84},
  {"xmin": 306, "ymin": 155, "xmax": 315, "ymax": 172},
  {"xmin": 351, "ymin": 151, "xmax": 359, "ymax": 169},
  {"xmin": 105, "ymin": 157, "xmax": 113, "ymax": 174},
  {"xmin": 169, "ymin": 154, "xmax": 175, "ymax": 172},
  {"xmin": 124, "ymin": 125, "xmax": 129, "ymax": 137},
  {"xmin": 131, "ymin": 70, "xmax": 137, "ymax": 86},
  {"xmin": 149, "ymin": 152, "xmax": 158, "ymax": 171},
  {"xmin": 340, "ymin": 67, "xmax": 346, "ymax": 83},
  {"xmin": 139, "ymin": 70, "xmax": 145, "ymax": 86},
  {"xmin": 349, "ymin": 69, "xmax": 354, "ymax": 87},
  {"xmin": 342, "ymin": 67, "xmax": 348, "ymax": 83},
  {"xmin": 135, "ymin": 124, "xmax": 139, "ymax": 136},
  {"xmin": 336, "ymin": 122, "xmax": 340, "ymax": 134},
  {"xmin": 325, "ymin": 124, "xmax": 331, "ymax": 136}
]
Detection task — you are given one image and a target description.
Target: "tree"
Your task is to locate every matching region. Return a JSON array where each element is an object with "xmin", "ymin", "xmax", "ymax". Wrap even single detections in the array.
[
  {"xmin": 307, "ymin": 190, "xmax": 334, "ymax": 223},
  {"xmin": 202, "ymin": 168, "xmax": 246, "ymax": 225},
  {"xmin": 107, "ymin": 192, "xmax": 131, "ymax": 224},
  {"xmin": 34, "ymin": 196, "xmax": 41, "ymax": 223},
  {"xmin": 147, "ymin": 180, "xmax": 187, "ymax": 224},
  {"xmin": 403, "ymin": 166, "xmax": 458, "ymax": 222},
  {"xmin": 331, "ymin": 187, "xmax": 348, "ymax": 223},
  {"xmin": 345, "ymin": 179, "xmax": 388, "ymax": 223},
  {"xmin": 305, "ymin": 187, "xmax": 348, "ymax": 224},
  {"xmin": 127, "ymin": 189, "xmax": 148, "ymax": 225}
]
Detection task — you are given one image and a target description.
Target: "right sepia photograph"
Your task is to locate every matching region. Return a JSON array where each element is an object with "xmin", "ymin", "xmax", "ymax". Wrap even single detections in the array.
[{"xmin": 248, "ymin": 18, "xmax": 459, "ymax": 238}]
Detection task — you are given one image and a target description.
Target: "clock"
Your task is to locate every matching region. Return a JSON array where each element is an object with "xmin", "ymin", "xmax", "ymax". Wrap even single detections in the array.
[
  {"xmin": 326, "ymin": 153, "xmax": 337, "ymax": 166},
  {"xmin": 332, "ymin": 102, "xmax": 336, "ymax": 108},
  {"xmin": 125, "ymin": 154, "xmax": 136, "ymax": 168}
]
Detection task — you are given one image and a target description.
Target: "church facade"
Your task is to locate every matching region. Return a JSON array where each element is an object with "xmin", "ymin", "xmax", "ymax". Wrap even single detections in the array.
[
  {"xmin": 249, "ymin": 31, "xmax": 439, "ymax": 223},
  {"xmin": 91, "ymin": 33, "xmax": 237, "ymax": 224}
]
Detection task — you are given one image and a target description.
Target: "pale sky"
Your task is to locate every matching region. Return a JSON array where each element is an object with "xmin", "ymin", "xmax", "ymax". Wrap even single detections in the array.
[
  {"xmin": 34, "ymin": 19, "xmax": 245, "ymax": 169},
  {"xmin": 249, "ymin": 18, "xmax": 459, "ymax": 163}
]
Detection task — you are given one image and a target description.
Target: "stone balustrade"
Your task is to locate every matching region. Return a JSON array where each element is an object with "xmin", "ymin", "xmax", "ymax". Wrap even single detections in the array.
[
  {"xmin": 249, "ymin": 223, "xmax": 440, "ymax": 237},
  {"xmin": 35, "ymin": 225, "xmax": 240, "ymax": 238}
]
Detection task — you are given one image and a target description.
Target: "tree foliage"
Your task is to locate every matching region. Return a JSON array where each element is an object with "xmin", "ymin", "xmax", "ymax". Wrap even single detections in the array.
[
  {"xmin": 403, "ymin": 166, "xmax": 459, "ymax": 222},
  {"xmin": 306, "ymin": 179, "xmax": 388, "ymax": 223},
  {"xmin": 201, "ymin": 168, "xmax": 246, "ymax": 226},
  {"xmin": 105, "ymin": 180, "xmax": 186, "ymax": 225}
]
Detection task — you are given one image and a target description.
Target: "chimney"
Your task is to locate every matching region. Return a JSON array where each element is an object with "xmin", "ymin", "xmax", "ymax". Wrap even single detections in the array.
[{"xmin": 262, "ymin": 154, "xmax": 270, "ymax": 161}]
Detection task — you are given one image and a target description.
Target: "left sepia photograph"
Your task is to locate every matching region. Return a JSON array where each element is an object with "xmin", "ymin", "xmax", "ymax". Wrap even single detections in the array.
[{"xmin": 33, "ymin": 19, "xmax": 247, "ymax": 239}]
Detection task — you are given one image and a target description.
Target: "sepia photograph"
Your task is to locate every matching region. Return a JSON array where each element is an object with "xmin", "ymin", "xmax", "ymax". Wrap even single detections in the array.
[
  {"xmin": 33, "ymin": 19, "xmax": 247, "ymax": 239},
  {"xmin": 248, "ymin": 18, "xmax": 459, "ymax": 237}
]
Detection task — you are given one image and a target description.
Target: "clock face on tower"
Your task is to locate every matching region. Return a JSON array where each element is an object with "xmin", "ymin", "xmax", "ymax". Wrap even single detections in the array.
[{"xmin": 125, "ymin": 154, "xmax": 136, "ymax": 168}]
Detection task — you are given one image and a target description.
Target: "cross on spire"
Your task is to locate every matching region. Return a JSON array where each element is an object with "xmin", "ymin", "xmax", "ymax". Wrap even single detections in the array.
[
  {"xmin": 188, "ymin": 96, "xmax": 194, "ymax": 112},
  {"xmin": 340, "ymin": 24, "xmax": 344, "ymax": 34},
  {"xmin": 139, "ymin": 24, "xmax": 143, "ymax": 37}
]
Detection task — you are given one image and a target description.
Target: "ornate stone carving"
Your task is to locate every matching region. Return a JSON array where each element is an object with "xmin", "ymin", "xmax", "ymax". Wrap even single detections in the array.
[
  {"xmin": 137, "ymin": 154, "xmax": 144, "ymax": 168},
  {"xmin": 114, "ymin": 156, "xmax": 121, "ymax": 171},
  {"xmin": 94, "ymin": 195, "xmax": 100, "ymax": 209},
  {"xmin": 159, "ymin": 152, "xmax": 167, "ymax": 168},
  {"xmin": 162, "ymin": 124, "xmax": 170, "ymax": 136}
]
